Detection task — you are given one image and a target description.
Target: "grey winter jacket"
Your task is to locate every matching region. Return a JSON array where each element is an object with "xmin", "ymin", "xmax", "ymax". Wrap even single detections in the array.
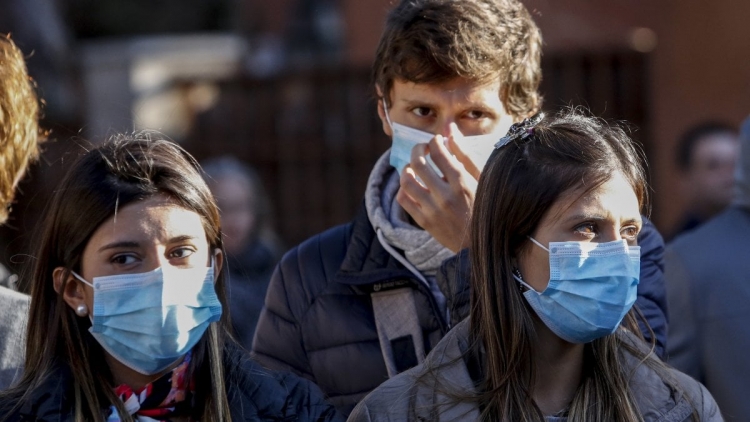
[
  {"xmin": 349, "ymin": 319, "xmax": 722, "ymax": 422},
  {"xmin": 0, "ymin": 286, "xmax": 28, "ymax": 389}
]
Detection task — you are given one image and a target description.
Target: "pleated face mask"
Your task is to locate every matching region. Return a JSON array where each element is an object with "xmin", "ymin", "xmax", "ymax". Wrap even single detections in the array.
[
  {"xmin": 515, "ymin": 238, "xmax": 640, "ymax": 343},
  {"xmin": 383, "ymin": 100, "xmax": 501, "ymax": 176},
  {"xmin": 73, "ymin": 261, "xmax": 222, "ymax": 375}
]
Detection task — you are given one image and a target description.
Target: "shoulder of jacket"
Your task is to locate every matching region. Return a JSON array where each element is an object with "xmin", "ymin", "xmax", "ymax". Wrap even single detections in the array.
[
  {"xmin": 0, "ymin": 286, "xmax": 29, "ymax": 305},
  {"xmin": 224, "ymin": 347, "xmax": 288, "ymax": 409},
  {"xmin": 272, "ymin": 223, "xmax": 354, "ymax": 310},
  {"xmin": 669, "ymin": 208, "xmax": 741, "ymax": 252},
  {"xmin": 618, "ymin": 342, "xmax": 719, "ymax": 421},
  {"xmin": 280, "ymin": 222, "xmax": 352, "ymax": 279},
  {"xmin": 225, "ymin": 348, "xmax": 343, "ymax": 421},
  {"xmin": 666, "ymin": 369, "xmax": 722, "ymax": 421}
]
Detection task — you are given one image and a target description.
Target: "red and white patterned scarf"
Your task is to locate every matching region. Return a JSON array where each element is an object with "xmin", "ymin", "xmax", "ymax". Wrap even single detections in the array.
[{"xmin": 106, "ymin": 353, "xmax": 194, "ymax": 421}]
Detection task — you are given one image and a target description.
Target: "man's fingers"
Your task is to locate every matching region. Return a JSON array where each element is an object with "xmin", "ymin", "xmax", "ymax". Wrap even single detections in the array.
[
  {"xmin": 399, "ymin": 166, "xmax": 434, "ymax": 206},
  {"xmin": 425, "ymin": 135, "xmax": 463, "ymax": 182},
  {"xmin": 395, "ymin": 186, "xmax": 424, "ymax": 224},
  {"xmin": 409, "ymin": 141, "xmax": 445, "ymax": 188},
  {"xmin": 446, "ymin": 135, "xmax": 481, "ymax": 180}
]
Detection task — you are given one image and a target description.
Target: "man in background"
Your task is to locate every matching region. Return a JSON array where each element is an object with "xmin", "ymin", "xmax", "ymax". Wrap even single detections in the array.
[
  {"xmin": 666, "ymin": 115, "xmax": 750, "ymax": 420},
  {"xmin": 0, "ymin": 34, "xmax": 45, "ymax": 389},
  {"xmin": 672, "ymin": 121, "xmax": 739, "ymax": 238}
]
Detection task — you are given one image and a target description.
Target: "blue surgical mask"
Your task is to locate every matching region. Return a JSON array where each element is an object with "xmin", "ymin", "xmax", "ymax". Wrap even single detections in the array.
[
  {"xmin": 73, "ymin": 260, "xmax": 222, "ymax": 375},
  {"xmin": 515, "ymin": 238, "xmax": 640, "ymax": 344},
  {"xmin": 383, "ymin": 100, "xmax": 500, "ymax": 175}
]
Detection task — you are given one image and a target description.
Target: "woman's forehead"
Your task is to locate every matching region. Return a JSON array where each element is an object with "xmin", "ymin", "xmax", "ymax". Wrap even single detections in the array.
[
  {"xmin": 544, "ymin": 173, "xmax": 642, "ymax": 226},
  {"xmin": 89, "ymin": 195, "xmax": 207, "ymax": 247}
]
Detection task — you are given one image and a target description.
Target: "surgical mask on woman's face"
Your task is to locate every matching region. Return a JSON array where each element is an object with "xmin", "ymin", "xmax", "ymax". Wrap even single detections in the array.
[
  {"xmin": 382, "ymin": 100, "xmax": 500, "ymax": 175},
  {"xmin": 514, "ymin": 238, "xmax": 640, "ymax": 344},
  {"xmin": 73, "ymin": 259, "xmax": 222, "ymax": 375}
]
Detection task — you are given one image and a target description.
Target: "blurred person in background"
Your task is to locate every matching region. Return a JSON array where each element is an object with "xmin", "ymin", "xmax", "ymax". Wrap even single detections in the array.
[
  {"xmin": 0, "ymin": 35, "xmax": 45, "ymax": 389},
  {"xmin": 672, "ymin": 121, "xmax": 739, "ymax": 239},
  {"xmin": 251, "ymin": 0, "xmax": 669, "ymax": 416},
  {"xmin": 202, "ymin": 156, "xmax": 283, "ymax": 350},
  {"xmin": 666, "ymin": 115, "xmax": 750, "ymax": 421},
  {"xmin": 0, "ymin": 135, "xmax": 342, "ymax": 421}
]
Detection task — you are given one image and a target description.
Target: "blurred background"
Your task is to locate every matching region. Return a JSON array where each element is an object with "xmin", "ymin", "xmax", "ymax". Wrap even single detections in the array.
[{"xmin": 1, "ymin": 0, "xmax": 749, "ymax": 275}]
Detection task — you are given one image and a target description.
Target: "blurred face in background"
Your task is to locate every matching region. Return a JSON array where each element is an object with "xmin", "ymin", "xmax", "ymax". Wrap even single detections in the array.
[
  {"xmin": 685, "ymin": 132, "xmax": 740, "ymax": 214},
  {"xmin": 211, "ymin": 176, "xmax": 256, "ymax": 254}
]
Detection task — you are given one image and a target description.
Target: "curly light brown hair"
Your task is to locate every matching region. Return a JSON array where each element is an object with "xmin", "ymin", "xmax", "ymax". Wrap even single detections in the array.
[
  {"xmin": 0, "ymin": 35, "xmax": 44, "ymax": 223},
  {"xmin": 373, "ymin": 0, "xmax": 542, "ymax": 120}
]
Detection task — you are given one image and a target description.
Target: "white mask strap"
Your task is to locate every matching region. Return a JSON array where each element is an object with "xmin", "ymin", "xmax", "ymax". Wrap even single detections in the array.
[
  {"xmin": 512, "ymin": 272, "xmax": 537, "ymax": 293},
  {"xmin": 71, "ymin": 271, "xmax": 94, "ymax": 288},
  {"xmin": 528, "ymin": 236, "xmax": 550, "ymax": 252},
  {"xmin": 382, "ymin": 98, "xmax": 394, "ymax": 129}
]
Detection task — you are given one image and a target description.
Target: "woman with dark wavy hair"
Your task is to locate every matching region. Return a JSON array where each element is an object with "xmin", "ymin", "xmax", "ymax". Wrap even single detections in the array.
[
  {"xmin": 0, "ymin": 132, "xmax": 342, "ymax": 422},
  {"xmin": 349, "ymin": 110, "xmax": 721, "ymax": 422}
]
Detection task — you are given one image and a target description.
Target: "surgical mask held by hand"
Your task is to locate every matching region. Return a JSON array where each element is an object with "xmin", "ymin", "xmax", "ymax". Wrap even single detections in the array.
[{"xmin": 383, "ymin": 100, "xmax": 499, "ymax": 176}]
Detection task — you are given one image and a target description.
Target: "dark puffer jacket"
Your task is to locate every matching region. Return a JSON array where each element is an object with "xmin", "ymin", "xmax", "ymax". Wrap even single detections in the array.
[
  {"xmin": 252, "ymin": 206, "xmax": 668, "ymax": 416},
  {"xmin": 0, "ymin": 344, "xmax": 343, "ymax": 421}
]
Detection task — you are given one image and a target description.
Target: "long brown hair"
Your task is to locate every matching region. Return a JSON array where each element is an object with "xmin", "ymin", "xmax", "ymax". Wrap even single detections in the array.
[
  {"xmin": 468, "ymin": 109, "xmax": 690, "ymax": 421},
  {"xmin": 2, "ymin": 132, "xmax": 233, "ymax": 421}
]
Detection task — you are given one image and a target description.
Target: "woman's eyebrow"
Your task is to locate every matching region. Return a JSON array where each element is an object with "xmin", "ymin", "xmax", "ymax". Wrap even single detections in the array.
[
  {"xmin": 168, "ymin": 235, "xmax": 199, "ymax": 243},
  {"xmin": 622, "ymin": 217, "xmax": 643, "ymax": 227},
  {"xmin": 98, "ymin": 241, "xmax": 139, "ymax": 252},
  {"xmin": 562, "ymin": 213, "xmax": 607, "ymax": 224}
]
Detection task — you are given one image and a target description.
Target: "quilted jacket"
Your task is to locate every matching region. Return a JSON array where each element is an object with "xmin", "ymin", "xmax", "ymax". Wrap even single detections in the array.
[{"xmin": 252, "ymin": 205, "xmax": 668, "ymax": 416}]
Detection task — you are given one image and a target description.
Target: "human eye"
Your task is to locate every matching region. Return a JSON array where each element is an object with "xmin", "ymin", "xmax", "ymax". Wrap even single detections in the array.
[
  {"xmin": 169, "ymin": 247, "xmax": 196, "ymax": 260},
  {"xmin": 410, "ymin": 106, "xmax": 433, "ymax": 118},
  {"xmin": 620, "ymin": 225, "xmax": 639, "ymax": 241},
  {"xmin": 573, "ymin": 222, "xmax": 597, "ymax": 239},
  {"xmin": 465, "ymin": 109, "xmax": 487, "ymax": 120},
  {"xmin": 111, "ymin": 253, "xmax": 139, "ymax": 265}
]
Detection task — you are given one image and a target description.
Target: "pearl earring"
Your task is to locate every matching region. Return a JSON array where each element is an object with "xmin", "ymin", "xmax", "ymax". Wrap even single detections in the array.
[{"xmin": 76, "ymin": 304, "xmax": 88, "ymax": 317}]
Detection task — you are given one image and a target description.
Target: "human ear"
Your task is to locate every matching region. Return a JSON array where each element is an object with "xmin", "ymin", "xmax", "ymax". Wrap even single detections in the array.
[
  {"xmin": 53, "ymin": 267, "xmax": 89, "ymax": 316},
  {"xmin": 375, "ymin": 85, "xmax": 393, "ymax": 137},
  {"xmin": 213, "ymin": 248, "xmax": 224, "ymax": 281}
]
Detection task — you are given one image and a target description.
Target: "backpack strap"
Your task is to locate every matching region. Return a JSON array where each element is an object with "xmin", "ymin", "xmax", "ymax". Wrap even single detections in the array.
[{"xmin": 371, "ymin": 287, "xmax": 426, "ymax": 378}]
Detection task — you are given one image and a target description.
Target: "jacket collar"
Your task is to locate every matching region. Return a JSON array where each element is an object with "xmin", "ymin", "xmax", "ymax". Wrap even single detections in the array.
[
  {"xmin": 333, "ymin": 204, "xmax": 426, "ymax": 286},
  {"xmin": 333, "ymin": 205, "xmax": 471, "ymax": 308}
]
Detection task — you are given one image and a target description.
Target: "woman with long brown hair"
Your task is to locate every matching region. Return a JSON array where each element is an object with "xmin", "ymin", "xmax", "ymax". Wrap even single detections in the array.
[
  {"xmin": 0, "ymin": 133, "xmax": 342, "ymax": 421},
  {"xmin": 349, "ymin": 110, "xmax": 721, "ymax": 421}
]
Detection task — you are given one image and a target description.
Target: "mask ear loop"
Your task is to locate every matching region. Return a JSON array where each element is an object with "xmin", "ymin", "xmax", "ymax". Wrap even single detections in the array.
[
  {"xmin": 71, "ymin": 271, "xmax": 94, "ymax": 288},
  {"xmin": 527, "ymin": 236, "xmax": 550, "ymax": 253},
  {"xmin": 512, "ymin": 268, "xmax": 537, "ymax": 293},
  {"xmin": 513, "ymin": 237, "xmax": 550, "ymax": 293},
  {"xmin": 69, "ymin": 271, "xmax": 95, "ymax": 322},
  {"xmin": 382, "ymin": 98, "xmax": 394, "ymax": 129}
]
